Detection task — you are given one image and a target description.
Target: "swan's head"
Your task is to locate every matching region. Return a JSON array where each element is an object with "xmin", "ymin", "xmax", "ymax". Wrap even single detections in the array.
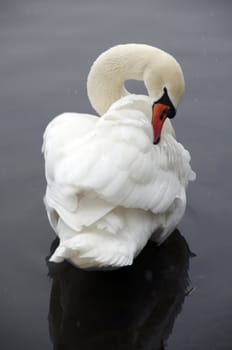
[
  {"xmin": 87, "ymin": 43, "xmax": 185, "ymax": 144},
  {"xmin": 152, "ymin": 87, "xmax": 176, "ymax": 144},
  {"xmin": 143, "ymin": 52, "xmax": 185, "ymax": 144}
]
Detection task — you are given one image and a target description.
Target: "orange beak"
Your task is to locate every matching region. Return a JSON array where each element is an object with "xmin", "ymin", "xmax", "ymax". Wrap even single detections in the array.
[{"xmin": 152, "ymin": 103, "xmax": 169, "ymax": 144}]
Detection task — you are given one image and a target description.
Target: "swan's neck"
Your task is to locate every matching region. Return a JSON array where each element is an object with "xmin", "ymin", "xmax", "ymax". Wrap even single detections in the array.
[{"xmin": 87, "ymin": 44, "xmax": 185, "ymax": 116}]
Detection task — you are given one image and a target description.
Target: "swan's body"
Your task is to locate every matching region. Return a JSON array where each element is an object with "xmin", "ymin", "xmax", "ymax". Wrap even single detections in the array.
[{"xmin": 43, "ymin": 44, "xmax": 195, "ymax": 269}]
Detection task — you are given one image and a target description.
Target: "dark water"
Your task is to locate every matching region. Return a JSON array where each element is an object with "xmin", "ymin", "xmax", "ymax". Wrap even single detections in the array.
[{"xmin": 1, "ymin": 1, "xmax": 232, "ymax": 349}]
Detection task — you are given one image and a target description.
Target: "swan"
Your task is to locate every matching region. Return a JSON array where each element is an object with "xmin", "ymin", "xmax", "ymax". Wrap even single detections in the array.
[{"xmin": 42, "ymin": 44, "xmax": 195, "ymax": 269}]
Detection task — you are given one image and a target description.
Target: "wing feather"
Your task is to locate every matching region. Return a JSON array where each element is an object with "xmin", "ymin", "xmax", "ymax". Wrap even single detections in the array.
[{"xmin": 43, "ymin": 105, "xmax": 195, "ymax": 234}]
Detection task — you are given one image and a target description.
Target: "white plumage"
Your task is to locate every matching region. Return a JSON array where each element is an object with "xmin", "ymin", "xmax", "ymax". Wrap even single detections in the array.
[{"xmin": 43, "ymin": 44, "xmax": 195, "ymax": 269}]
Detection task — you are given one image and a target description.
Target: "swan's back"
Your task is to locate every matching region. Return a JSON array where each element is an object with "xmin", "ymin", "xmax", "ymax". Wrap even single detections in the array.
[{"xmin": 43, "ymin": 94, "xmax": 194, "ymax": 268}]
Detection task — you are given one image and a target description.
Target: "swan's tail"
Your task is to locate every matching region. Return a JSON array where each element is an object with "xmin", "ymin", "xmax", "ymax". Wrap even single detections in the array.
[{"xmin": 49, "ymin": 231, "xmax": 135, "ymax": 269}]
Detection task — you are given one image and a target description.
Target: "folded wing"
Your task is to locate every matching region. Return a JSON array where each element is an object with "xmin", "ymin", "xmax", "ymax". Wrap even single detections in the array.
[{"xmin": 43, "ymin": 107, "xmax": 195, "ymax": 236}]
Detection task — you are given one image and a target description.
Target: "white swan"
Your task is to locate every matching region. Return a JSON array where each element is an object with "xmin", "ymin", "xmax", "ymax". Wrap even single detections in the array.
[{"xmin": 43, "ymin": 44, "xmax": 195, "ymax": 269}]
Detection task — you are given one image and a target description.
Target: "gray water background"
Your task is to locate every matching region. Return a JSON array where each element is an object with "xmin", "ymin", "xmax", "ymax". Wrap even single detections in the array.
[{"xmin": 0, "ymin": 0, "xmax": 232, "ymax": 349}]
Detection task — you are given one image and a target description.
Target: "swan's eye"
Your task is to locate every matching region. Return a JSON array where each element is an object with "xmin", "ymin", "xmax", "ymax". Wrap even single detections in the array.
[{"xmin": 166, "ymin": 107, "xmax": 176, "ymax": 119}]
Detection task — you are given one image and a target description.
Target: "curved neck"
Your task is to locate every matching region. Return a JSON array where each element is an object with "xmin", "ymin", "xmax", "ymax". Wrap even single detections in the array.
[{"xmin": 87, "ymin": 44, "xmax": 185, "ymax": 116}]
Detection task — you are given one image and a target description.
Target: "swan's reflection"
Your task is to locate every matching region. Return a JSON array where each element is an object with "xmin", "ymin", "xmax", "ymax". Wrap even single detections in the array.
[{"xmin": 47, "ymin": 230, "xmax": 193, "ymax": 350}]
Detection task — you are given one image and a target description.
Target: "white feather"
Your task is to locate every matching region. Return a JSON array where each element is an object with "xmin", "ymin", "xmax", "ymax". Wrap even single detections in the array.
[{"xmin": 43, "ymin": 44, "xmax": 195, "ymax": 269}]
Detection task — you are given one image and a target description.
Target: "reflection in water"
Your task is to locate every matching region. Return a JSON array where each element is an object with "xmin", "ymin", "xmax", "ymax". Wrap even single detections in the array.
[{"xmin": 47, "ymin": 230, "xmax": 193, "ymax": 350}]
